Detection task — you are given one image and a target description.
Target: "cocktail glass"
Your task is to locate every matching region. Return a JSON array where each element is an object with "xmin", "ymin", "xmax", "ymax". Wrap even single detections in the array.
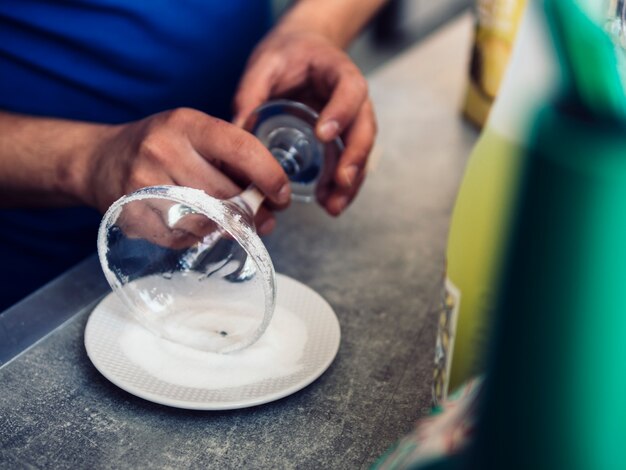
[{"xmin": 98, "ymin": 100, "xmax": 343, "ymax": 353}]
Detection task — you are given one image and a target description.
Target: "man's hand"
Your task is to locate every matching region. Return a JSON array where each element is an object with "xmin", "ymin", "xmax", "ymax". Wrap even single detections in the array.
[
  {"xmin": 84, "ymin": 108, "xmax": 290, "ymax": 235},
  {"xmin": 233, "ymin": 26, "xmax": 377, "ymax": 216}
]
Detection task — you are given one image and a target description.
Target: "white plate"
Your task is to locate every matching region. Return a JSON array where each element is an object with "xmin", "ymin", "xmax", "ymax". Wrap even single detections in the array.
[{"xmin": 84, "ymin": 274, "xmax": 340, "ymax": 410}]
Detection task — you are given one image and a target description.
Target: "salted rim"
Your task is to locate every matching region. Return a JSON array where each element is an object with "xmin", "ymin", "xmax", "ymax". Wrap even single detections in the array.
[{"xmin": 96, "ymin": 185, "xmax": 276, "ymax": 353}]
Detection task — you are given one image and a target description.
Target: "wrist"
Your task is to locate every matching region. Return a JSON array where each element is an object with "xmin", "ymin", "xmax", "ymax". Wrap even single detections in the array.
[
  {"xmin": 274, "ymin": 2, "xmax": 349, "ymax": 48},
  {"xmin": 0, "ymin": 112, "xmax": 117, "ymax": 208},
  {"xmin": 275, "ymin": 0, "xmax": 387, "ymax": 49},
  {"xmin": 58, "ymin": 121, "xmax": 117, "ymax": 208}
]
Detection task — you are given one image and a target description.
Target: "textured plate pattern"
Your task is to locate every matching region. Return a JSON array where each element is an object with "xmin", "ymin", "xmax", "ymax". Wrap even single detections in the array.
[{"xmin": 85, "ymin": 274, "xmax": 340, "ymax": 410}]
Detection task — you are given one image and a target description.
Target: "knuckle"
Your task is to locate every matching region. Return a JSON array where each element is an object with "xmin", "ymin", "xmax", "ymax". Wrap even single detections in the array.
[
  {"xmin": 125, "ymin": 160, "xmax": 159, "ymax": 190},
  {"xmin": 338, "ymin": 63, "xmax": 367, "ymax": 91},
  {"xmin": 138, "ymin": 133, "xmax": 170, "ymax": 164},
  {"xmin": 343, "ymin": 149, "xmax": 369, "ymax": 171},
  {"xmin": 127, "ymin": 169, "xmax": 151, "ymax": 190},
  {"xmin": 160, "ymin": 107, "xmax": 196, "ymax": 127}
]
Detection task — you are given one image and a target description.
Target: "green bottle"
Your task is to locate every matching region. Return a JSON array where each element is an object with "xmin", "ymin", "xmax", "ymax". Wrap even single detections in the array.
[
  {"xmin": 469, "ymin": 0, "xmax": 626, "ymax": 467},
  {"xmin": 376, "ymin": 0, "xmax": 626, "ymax": 468}
]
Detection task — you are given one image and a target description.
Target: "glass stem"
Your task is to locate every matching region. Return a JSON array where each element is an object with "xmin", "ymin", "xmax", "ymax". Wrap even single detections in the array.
[{"xmin": 235, "ymin": 186, "xmax": 265, "ymax": 216}]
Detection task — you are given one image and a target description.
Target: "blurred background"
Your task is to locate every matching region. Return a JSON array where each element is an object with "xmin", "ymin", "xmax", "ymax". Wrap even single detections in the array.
[{"xmin": 274, "ymin": 0, "xmax": 473, "ymax": 74}]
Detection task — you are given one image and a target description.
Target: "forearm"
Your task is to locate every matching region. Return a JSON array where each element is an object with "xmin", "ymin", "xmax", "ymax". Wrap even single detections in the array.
[
  {"xmin": 277, "ymin": 0, "xmax": 389, "ymax": 48},
  {"xmin": 0, "ymin": 111, "xmax": 108, "ymax": 207}
]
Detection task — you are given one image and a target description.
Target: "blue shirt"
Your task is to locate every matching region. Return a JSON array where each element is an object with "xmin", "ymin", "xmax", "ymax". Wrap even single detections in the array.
[{"xmin": 0, "ymin": 0, "xmax": 272, "ymax": 309}]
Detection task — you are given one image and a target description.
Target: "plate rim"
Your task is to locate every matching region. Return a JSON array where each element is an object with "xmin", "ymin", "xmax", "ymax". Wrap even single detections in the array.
[{"xmin": 84, "ymin": 273, "xmax": 340, "ymax": 410}]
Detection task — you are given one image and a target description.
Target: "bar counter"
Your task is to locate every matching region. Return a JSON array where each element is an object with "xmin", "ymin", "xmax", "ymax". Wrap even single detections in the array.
[{"xmin": 0, "ymin": 14, "xmax": 477, "ymax": 469}]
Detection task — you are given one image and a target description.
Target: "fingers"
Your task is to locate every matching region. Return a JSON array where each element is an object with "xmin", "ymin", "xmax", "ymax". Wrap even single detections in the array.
[
  {"xmin": 116, "ymin": 199, "xmax": 202, "ymax": 251},
  {"xmin": 317, "ymin": 99, "xmax": 376, "ymax": 216},
  {"xmin": 160, "ymin": 151, "xmax": 280, "ymax": 236},
  {"xmin": 186, "ymin": 115, "xmax": 292, "ymax": 207},
  {"xmin": 229, "ymin": 34, "xmax": 374, "ymax": 219},
  {"xmin": 95, "ymin": 109, "xmax": 286, "ymax": 246},
  {"xmin": 315, "ymin": 60, "xmax": 368, "ymax": 142},
  {"xmin": 128, "ymin": 113, "xmax": 251, "ymax": 204},
  {"xmin": 335, "ymin": 98, "xmax": 376, "ymax": 189},
  {"xmin": 169, "ymin": 151, "xmax": 242, "ymax": 201},
  {"xmin": 112, "ymin": 168, "xmax": 181, "ymax": 246},
  {"xmin": 324, "ymin": 171, "xmax": 366, "ymax": 217}
]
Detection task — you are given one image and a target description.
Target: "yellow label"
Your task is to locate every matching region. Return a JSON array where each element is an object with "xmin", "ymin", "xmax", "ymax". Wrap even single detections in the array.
[
  {"xmin": 476, "ymin": 0, "xmax": 527, "ymax": 42},
  {"xmin": 433, "ymin": 278, "xmax": 461, "ymax": 404},
  {"xmin": 462, "ymin": 0, "xmax": 526, "ymax": 127}
]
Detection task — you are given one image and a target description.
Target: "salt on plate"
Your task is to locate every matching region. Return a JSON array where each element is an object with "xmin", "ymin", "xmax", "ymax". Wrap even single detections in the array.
[{"xmin": 120, "ymin": 303, "xmax": 308, "ymax": 389}]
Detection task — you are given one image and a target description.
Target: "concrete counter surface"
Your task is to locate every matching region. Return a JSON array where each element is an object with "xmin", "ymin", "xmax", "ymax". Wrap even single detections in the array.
[{"xmin": 0, "ymin": 14, "xmax": 477, "ymax": 469}]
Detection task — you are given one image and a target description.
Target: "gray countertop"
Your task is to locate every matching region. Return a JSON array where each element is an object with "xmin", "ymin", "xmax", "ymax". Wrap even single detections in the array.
[{"xmin": 0, "ymin": 14, "xmax": 477, "ymax": 469}]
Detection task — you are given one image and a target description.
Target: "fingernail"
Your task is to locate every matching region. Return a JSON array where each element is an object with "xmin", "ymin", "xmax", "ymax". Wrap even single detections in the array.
[
  {"xmin": 342, "ymin": 165, "xmax": 358, "ymax": 187},
  {"xmin": 278, "ymin": 184, "xmax": 291, "ymax": 203},
  {"xmin": 258, "ymin": 218, "xmax": 276, "ymax": 234},
  {"xmin": 318, "ymin": 120, "xmax": 340, "ymax": 140}
]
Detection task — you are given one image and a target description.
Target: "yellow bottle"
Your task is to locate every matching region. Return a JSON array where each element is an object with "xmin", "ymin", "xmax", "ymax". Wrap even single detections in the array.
[
  {"xmin": 433, "ymin": 2, "xmax": 558, "ymax": 402},
  {"xmin": 462, "ymin": 0, "xmax": 527, "ymax": 128}
]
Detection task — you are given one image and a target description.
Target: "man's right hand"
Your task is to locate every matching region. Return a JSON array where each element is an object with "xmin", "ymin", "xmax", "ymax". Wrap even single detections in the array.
[
  {"xmin": 83, "ymin": 108, "xmax": 291, "ymax": 235},
  {"xmin": 0, "ymin": 107, "xmax": 292, "ymax": 238}
]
